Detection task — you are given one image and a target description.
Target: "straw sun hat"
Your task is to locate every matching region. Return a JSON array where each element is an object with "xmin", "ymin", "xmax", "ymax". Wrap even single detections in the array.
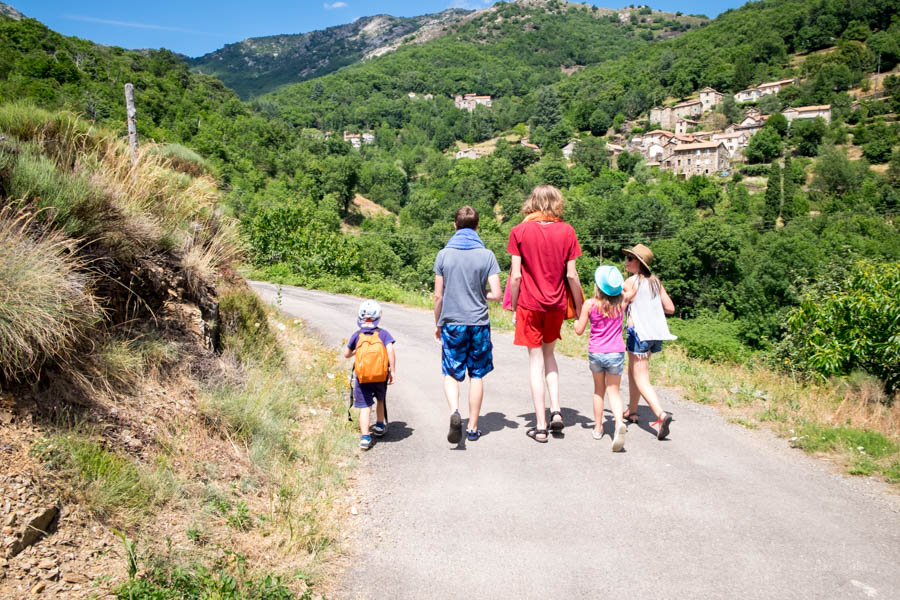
[{"xmin": 623, "ymin": 243, "xmax": 653, "ymax": 273}]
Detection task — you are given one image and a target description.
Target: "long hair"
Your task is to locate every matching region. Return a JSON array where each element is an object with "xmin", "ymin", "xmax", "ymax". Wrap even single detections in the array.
[
  {"xmin": 522, "ymin": 185, "xmax": 565, "ymax": 218},
  {"xmin": 634, "ymin": 262, "xmax": 661, "ymax": 298},
  {"xmin": 592, "ymin": 285, "xmax": 625, "ymax": 318}
]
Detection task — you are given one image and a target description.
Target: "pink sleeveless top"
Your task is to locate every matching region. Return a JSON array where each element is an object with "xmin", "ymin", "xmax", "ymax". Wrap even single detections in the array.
[{"xmin": 588, "ymin": 304, "xmax": 625, "ymax": 353}]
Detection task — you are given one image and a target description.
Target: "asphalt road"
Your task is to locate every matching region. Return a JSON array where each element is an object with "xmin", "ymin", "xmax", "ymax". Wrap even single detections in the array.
[{"xmin": 251, "ymin": 282, "xmax": 900, "ymax": 600}]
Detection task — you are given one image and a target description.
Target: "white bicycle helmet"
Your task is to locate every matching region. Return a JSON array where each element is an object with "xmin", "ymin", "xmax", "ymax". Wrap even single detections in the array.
[{"xmin": 357, "ymin": 300, "xmax": 382, "ymax": 328}]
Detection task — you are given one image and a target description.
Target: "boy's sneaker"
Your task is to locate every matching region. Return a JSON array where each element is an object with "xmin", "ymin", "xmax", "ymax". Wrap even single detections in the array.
[
  {"xmin": 372, "ymin": 422, "xmax": 386, "ymax": 437},
  {"xmin": 447, "ymin": 411, "xmax": 462, "ymax": 444},
  {"xmin": 359, "ymin": 435, "xmax": 373, "ymax": 450}
]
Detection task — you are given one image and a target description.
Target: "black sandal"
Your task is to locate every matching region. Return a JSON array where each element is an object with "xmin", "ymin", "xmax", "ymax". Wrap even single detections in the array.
[
  {"xmin": 526, "ymin": 427, "xmax": 549, "ymax": 443},
  {"xmin": 549, "ymin": 410, "xmax": 564, "ymax": 432},
  {"xmin": 623, "ymin": 410, "xmax": 639, "ymax": 424}
]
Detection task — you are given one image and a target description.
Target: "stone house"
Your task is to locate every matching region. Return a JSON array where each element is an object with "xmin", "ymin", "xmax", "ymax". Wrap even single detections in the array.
[
  {"xmin": 661, "ymin": 141, "xmax": 730, "ymax": 177},
  {"xmin": 781, "ymin": 105, "xmax": 831, "ymax": 124},
  {"xmin": 712, "ymin": 131, "xmax": 748, "ymax": 157},
  {"xmin": 455, "ymin": 148, "xmax": 483, "ymax": 160},
  {"xmin": 562, "ymin": 140, "xmax": 578, "ymax": 160},
  {"xmin": 699, "ymin": 87, "xmax": 723, "ymax": 112},
  {"xmin": 520, "ymin": 137, "xmax": 541, "ymax": 153},
  {"xmin": 454, "ymin": 94, "xmax": 493, "ymax": 112},
  {"xmin": 675, "ymin": 118, "xmax": 698, "ymax": 135},
  {"xmin": 651, "ymin": 99, "xmax": 703, "ymax": 130},
  {"xmin": 734, "ymin": 78, "xmax": 795, "ymax": 103},
  {"xmin": 343, "ymin": 132, "xmax": 361, "ymax": 149}
]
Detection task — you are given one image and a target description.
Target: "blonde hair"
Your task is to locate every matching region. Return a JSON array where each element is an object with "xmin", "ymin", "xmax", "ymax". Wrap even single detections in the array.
[
  {"xmin": 592, "ymin": 285, "xmax": 625, "ymax": 318},
  {"xmin": 522, "ymin": 185, "xmax": 565, "ymax": 218}
]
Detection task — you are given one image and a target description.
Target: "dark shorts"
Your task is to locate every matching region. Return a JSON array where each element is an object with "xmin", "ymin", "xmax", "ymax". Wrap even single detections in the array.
[
  {"xmin": 352, "ymin": 376, "xmax": 387, "ymax": 409},
  {"xmin": 440, "ymin": 324, "xmax": 494, "ymax": 381},
  {"xmin": 513, "ymin": 307, "xmax": 565, "ymax": 347},
  {"xmin": 626, "ymin": 327, "xmax": 663, "ymax": 356}
]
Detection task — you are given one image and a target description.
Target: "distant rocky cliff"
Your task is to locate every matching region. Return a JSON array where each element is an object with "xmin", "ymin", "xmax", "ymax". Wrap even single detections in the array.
[{"xmin": 188, "ymin": 8, "xmax": 472, "ymax": 99}]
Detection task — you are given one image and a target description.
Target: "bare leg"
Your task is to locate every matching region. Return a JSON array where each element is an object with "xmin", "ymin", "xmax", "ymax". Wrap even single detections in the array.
[
  {"xmin": 627, "ymin": 353, "xmax": 640, "ymax": 416},
  {"xmin": 443, "ymin": 375, "xmax": 460, "ymax": 413},
  {"xmin": 628, "ymin": 354, "xmax": 665, "ymax": 419},
  {"xmin": 591, "ymin": 371, "xmax": 606, "ymax": 436},
  {"xmin": 468, "ymin": 377, "xmax": 484, "ymax": 431},
  {"xmin": 375, "ymin": 398, "xmax": 386, "ymax": 424},
  {"xmin": 359, "ymin": 403, "xmax": 371, "ymax": 436},
  {"xmin": 605, "ymin": 373, "xmax": 624, "ymax": 428},
  {"xmin": 527, "ymin": 347, "xmax": 547, "ymax": 431},
  {"xmin": 542, "ymin": 341, "xmax": 562, "ymax": 424}
]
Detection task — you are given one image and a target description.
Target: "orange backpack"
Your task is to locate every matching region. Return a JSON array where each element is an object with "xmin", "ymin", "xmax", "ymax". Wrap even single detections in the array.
[{"xmin": 354, "ymin": 330, "xmax": 389, "ymax": 384}]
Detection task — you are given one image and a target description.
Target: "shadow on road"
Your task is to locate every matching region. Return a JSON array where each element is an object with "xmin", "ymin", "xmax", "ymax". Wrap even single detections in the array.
[
  {"xmin": 379, "ymin": 421, "xmax": 414, "ymax": 443},
  {"xmin": 476, "ymin": 411, "xmax": 519, "ymax": 436}
]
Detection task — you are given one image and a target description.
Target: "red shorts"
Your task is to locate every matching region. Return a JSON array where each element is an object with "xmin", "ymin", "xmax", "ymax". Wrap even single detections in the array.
[{"xmin": 514, "ymin": 307, "xmax": 566, "ymax": 347}]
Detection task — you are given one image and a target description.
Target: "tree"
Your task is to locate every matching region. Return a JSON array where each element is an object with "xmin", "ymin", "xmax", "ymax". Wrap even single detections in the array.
[
  {"xmin": 758, "ymin": 93, "xmax": 782, "ymax": 115},
  {"xmin": 811, "ymin": 145, "xmax": 864, "ymax": 197},
  {"xmin": 531, "ymin": 86, "xmax": 562, "ymax": 131},
  {"xmin": 589, "ymin": 108, "xmax": 611, "ymax": 136},
  {"xmin": 572, "ymin": 135, "xmax": 609, "ymax": 175},
  {"xmin": 616, "ymin": 150, "xmax": 640, "ymax": 175},
  {"xmin": 763, "ymin": 163, "xmax": 782, "ymax": 229},
  {"xmin": 719, "ymin": 95, "xmax": 741, "ymax": 125},
  {"xmin": 745, "ymin": 128, "xmax": 783, "ymax": 163},
  {"xmin": 612, "ymin": 112, "xmax": 626, "ymax": 133},
  {"xmin": 790, "ymin": 117, "xmax": 827, "ymax": 157},
  {"xmin": 764, "ymin": 112, "xmax": 788, "ymax": 137},
  {"xmin": 780, "ymin": 155, "xmax": 803, "ymax": 223}
]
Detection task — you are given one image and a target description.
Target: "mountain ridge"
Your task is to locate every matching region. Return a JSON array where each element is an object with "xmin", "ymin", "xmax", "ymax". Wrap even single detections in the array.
[{"xmin": 188, "ymin": 8, "xmax": 474, "ymax": 99}]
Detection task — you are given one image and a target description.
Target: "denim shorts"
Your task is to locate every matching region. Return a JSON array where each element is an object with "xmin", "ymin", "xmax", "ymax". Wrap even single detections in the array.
[
  {"xmin": 588, "ymin": 352, "xmax": 625, "ymax": 375},
  {"xmin": 626, "ymin": 327, "xmax": 663, "ymax": 355}
]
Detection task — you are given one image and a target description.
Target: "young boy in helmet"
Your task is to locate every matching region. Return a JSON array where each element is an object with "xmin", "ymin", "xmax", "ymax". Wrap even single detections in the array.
[{"xmin": 343, "ymin": 299, "xmax": 396, "ymax": 450}]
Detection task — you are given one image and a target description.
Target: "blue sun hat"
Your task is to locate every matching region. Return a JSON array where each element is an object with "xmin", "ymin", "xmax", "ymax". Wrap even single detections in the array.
[{"xmin": 594, "ymin": 265, "xmax": 624, "ymax": 297}]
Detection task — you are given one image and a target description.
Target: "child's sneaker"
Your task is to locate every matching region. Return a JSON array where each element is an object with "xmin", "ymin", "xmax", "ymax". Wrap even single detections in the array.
[
  {"xmin": 371, "ymin": 422, "xmax": 386, "ymax": 437},
  {"xmin": 359, "ymin": 435, "xmax": 373, "ymax": 450},
  {"xmin": 466, "ymin": 429, "xmax": 482, "ymax": 441}
]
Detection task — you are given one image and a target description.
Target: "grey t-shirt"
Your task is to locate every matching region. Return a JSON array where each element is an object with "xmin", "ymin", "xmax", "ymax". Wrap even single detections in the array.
[{"xmin": 433, "ymin": 247, "xmax": 501, "ymax": 326}]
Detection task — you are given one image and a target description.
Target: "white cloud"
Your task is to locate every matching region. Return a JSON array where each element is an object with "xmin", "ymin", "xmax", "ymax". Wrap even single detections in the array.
[
  {"xmin": 324, "ymin": 2, "xmax": 348, "ymax": 9},
  {"xmin": 64, "ymin": 14, "xmax": 215, "ymax": 35}
]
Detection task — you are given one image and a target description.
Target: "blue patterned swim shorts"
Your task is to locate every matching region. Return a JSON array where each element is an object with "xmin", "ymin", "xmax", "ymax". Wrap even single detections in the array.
[{"xmin": 440, "ymin": 324, "xmax": 494, "ymax": 381}]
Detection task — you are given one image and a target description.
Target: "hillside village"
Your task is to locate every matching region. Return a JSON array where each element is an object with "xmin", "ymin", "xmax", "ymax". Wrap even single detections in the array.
[{"xmin": 445, "ymin": 78, "xmax": 841, "ymax": 179}]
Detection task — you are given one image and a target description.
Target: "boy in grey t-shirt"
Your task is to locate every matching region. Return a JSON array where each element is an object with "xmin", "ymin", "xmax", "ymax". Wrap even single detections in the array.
[{"xmin": 433, "ymin": 206, "xmax": 502, "ymax": 444}]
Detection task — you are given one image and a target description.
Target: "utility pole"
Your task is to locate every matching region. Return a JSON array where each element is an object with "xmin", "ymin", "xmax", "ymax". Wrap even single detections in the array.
[{"xmin": 124, "ymin": 83, "xmax": 138, "ymax": 166}]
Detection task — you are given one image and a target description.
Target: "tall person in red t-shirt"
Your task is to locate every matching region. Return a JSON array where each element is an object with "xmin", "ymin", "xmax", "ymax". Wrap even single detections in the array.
[{"xmin": 507, "ymin": 185, "xmax": 584, "ymax": 443}]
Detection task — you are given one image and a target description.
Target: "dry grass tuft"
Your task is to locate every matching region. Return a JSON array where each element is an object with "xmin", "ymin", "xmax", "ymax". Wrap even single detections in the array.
[{"xmin": 0, "ymin": 206, "xmax": 103, "ymax": 381}]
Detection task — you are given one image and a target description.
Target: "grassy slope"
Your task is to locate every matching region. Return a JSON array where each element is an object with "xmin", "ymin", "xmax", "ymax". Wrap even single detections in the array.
[{"xmin": 0, "ymin": 105, "xmax": 357, "ymax": 597}]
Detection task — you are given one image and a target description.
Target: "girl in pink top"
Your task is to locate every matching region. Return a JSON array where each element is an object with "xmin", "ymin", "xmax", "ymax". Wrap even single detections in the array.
[{"xmin": 574, "ymin": 265, "xmax": 630, "ymax": 452}]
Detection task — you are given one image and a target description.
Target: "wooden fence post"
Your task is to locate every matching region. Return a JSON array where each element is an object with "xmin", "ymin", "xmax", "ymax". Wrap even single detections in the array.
[{"xmin": 124, "ymin": 83, "xmax": 138, "ymax": 165}]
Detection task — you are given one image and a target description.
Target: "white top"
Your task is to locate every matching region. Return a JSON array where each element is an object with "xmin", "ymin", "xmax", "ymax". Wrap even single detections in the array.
[{"xmin": 628, "ymin": 276, "xmax": 677, "ymax": 342}]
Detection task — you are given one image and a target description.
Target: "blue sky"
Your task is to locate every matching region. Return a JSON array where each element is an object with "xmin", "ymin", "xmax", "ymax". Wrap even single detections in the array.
[{"xmin": 12, "ymin": 0, "xmax": 746, "ymax": 57}]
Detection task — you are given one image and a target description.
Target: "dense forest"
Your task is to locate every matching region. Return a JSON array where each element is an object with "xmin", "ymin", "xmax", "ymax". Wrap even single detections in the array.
[{"xmin": 1, "ymin": 0, "xmax": 898, "ymax": 393}]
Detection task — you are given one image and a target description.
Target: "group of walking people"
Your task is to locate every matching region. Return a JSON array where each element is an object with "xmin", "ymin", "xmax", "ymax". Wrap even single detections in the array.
[{"xmin": 345, "ymin": 184, "xmax": 676, "ymax": 452}]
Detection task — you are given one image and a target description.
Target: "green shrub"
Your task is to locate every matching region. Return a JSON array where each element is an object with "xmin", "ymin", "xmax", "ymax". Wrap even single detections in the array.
[
  {"xmin": 783, "ymin": 261, "xmax": 900, "ymax": 395},
  {"xmin": 218, "ymin": 287, "xmax": 283, "ymax": 364},
  {"xmin": 668, "ymin": 313, "xmax": 749, "ymax": 363},
  {"xmin": 117, "ymin": 564, "xmax": 298, "ymax": 600}
]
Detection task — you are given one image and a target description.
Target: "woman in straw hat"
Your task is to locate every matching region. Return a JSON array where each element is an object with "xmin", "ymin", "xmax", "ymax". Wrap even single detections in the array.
[{"xmin": 622, "ymin": 244, "xmax": 676, "ymax": 440}]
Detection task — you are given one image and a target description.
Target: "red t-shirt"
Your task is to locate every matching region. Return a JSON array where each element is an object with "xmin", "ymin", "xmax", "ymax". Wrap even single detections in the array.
[{"xmin": 507, "ymin": 220, "xmax": 582, "ymax": 312}]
